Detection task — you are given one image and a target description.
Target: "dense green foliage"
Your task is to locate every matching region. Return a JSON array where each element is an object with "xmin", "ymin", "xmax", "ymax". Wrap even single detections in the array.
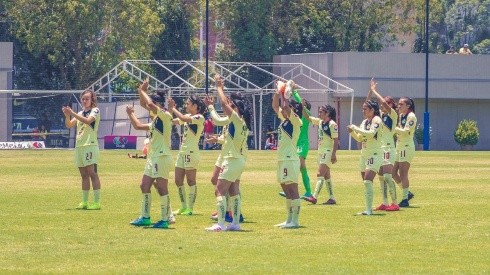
[{"xmin": 454, "ymin": 119, "xmax": 479, "ymax": 145}]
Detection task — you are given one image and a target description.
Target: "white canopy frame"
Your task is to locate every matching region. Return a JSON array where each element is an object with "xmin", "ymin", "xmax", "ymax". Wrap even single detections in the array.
[{"xmin": 87, "ymin": 60, "xmax": 355, "ymax": 150}]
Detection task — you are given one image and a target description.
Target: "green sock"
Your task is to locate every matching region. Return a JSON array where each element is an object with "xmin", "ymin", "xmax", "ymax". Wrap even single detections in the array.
[
  {"xmin": 300, "ymin": 167, "xmax": 311, "ymax": 195},
  {"xmin": 325, "ymin": 179, "xmax": 334, "ymax": 199},
  {"xmin": 160, "ymin": 195, "xmax": 170, "ymax": 221},
  {"xmin": 93, "ymin": 189, "xmax": 100, "ymax": 203},
  {"xmin": 142, "ymin": 193, "xmax": 151, "ymax": 218},
  {"xmin": 82, "ymin": 190, "xmax": 89, "ymax": 203},
  {"xmin": 363, "ymin": 180, "xmax": 373, "ymax": 213}
]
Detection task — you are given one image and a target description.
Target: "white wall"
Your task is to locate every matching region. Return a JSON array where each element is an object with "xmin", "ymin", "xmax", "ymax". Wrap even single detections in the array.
[{"xmin": 0, "ymin": 42, "xmax": 13, "ymax": 142}]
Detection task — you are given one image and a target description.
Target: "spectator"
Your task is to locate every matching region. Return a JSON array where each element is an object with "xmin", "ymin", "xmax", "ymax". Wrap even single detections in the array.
[
  {"xmin": 203, "ymin": 117, "xmax": 215, "ymax": 149},
  {"xmin": 446, "ymin": 46, "xmax": 457, "ymax": 54},
  {"xmin": 459, "ymin": 44, "xmax": 473, "ymax": 55},
  {"xmin": 265, "ymin": 134, "xmax": 277, "ymax": 150}
]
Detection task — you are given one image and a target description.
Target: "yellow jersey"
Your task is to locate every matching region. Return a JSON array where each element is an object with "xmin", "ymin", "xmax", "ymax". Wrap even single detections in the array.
[
  {"xmin": 380, "ymin": 108, "xmax": 397, "ymax": 147},
  {"xmin": 221, "ymin": 111, "xmax": 248, "ymax": 159},
  {"xmin": 177, "ymin": 114, "xmax": 204, "ymax": 153},
  {"xmin": 277, "ymin": 108, "xmax": 302, "ymax": 161},
  {"xmin": 148, "ymin": 108, "xmax": 173, "ymax": 157},
  {"xmin": 351, "ymin": 116, "xmax": 383, "ymax": 152},
  {"xmin": 310, "ymin": 117, "xmax": 338, "ymax": 151},
  {"xmin": 396, "ymin": 112, "xmax": 417, "ymax": 147},
  {"xmin": 75, "ymin": 108, "xmax": 100, "ymax": 148}
]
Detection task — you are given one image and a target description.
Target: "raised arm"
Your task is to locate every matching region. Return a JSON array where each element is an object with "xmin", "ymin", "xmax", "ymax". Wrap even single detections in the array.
[
  {"xmin": 126, "ymin": 106, "xmax": 150, "ymax": 131},
  {"xmin": 214, "ymin": 74, "xmax": 233, "ymax": 117},
  {"xmin": 370, "ymin": 78, "xmax": 393, "ymax": 113},
  {"xmin": 138, "ymin": 79, "xmax": 151, "ymax": 111},
  {"xmin": 204, "ymin": 95, "xmax": 230, "ymax": 126},
  {"xmin": 168, "ymin": 97, "xmax": 192, "ymax": 123},
  {"xmin": 302, "ymin": 99, "xmax": 312, "ymax": 122}
]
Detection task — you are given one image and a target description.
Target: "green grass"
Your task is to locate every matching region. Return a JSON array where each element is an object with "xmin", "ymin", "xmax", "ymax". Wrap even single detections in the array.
[{"xmin": 0, "ymin": 150, "xmax": 489, "ymax": 273}]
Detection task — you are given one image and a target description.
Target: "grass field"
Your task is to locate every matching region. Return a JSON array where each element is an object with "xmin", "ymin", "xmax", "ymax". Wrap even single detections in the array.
[{"xmin": 0, "ymin": 149, "xmax": 489, "ymax": 273}]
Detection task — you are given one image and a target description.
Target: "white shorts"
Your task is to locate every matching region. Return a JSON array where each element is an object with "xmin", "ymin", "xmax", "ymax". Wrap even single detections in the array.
[
  {"xmin": 381, "ymin": 146, "xmax": 396, "ymax": 166},
  {"xmin": 175, "ymin": 151, "xmax": 200, "ymax": 170},
  {"xmin": 144, "ymin": 155, "xmax": 172, "ymax": 179},
  {"xmin": 358, "ymin": 150, "xmax": 382, "ymax": 173},
  {"xmin": 218, "ymin": 157, "xmax": 245, "ymax": 182},
  {"xmin": 318, "ymin": 150, "xmax": 334, "ymax": 167},
  {"xmin": 277, "ymin": 159, "xmax": 300, "ymax": 184},
  {"xmin": 395, "ymin": 144, "xmax": 415, "ymax": 163}
]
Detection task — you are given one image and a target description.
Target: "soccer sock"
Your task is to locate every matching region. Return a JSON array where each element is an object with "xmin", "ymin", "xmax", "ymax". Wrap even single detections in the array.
[
  {"xmin": 141, "ymin": 193, "xmax": 151, "ymax": 218},
  {"xmin": 177, "ymin": 185, "xmax": 187, "ymax": 209},
  {"xmin": 300, "ymin": 167, "xmax": 311, "ymax": 195},
  {"xmin": 403, "ymin": 188, "xmax": 409, "ymax": 200},
  {"xmin": 226, "ymin": 194, "xmax": 231, "ymax": 212},
  {"xmin": 385, "ymin": 174, "xmax": 397, "ymax": 203},
  {"xmin": 313, "ymin": 177, "xmax": 324, "ymax": 198},
  {"xmin": 216, "ymin": 196, "xmax": 227, "ymax": 226},
  {"xmin": 363, "ymin": 180, "xmax": 373, "ymax": 213},
  {"xmin": 93, "ymin": 189, "xmax": 101, "ymax": 203},
  {"xmin": 229, "ymin": 195, "xmax": 241, "ymax": 225},
  {"xmin": 82, "ymin": 190, "xmax": 89, "ymax": 203},
  {"xmin": 188, "ymin": 185, "xmax": 197, "ymax": 210},
  {"xmin": 160, "ymin": 195, "xmax": 170, "ymax": 221},
  {"xmin": 378, "ymin": 175, "xmax": 388, "ymax": 205},
  {"xmin": 291, "ymin": 199, "xmax": 301, "ymax": 225},
  {"xmin": 286, "ymin": 199, "xmax": 292, "ymax": 223},
  {"xmin": 325, "ymin": 179, "xmax": 334, "ymax": 199}
]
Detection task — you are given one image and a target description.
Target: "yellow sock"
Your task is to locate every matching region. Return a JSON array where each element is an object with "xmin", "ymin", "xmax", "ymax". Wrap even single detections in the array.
[
  {"xmin": 142, "ymin": 193, "xmax": 151, "ymax": 218},
  {"xmin": 188, "ymin": 185, "xmax": 197, "ymax": 210},
  {"xmin": 93, "ymin": 189, "xmax": 100, "ymax": 203},
  {"xmin": 363, "ymin": 180, "xmax": 373, "ymax": 213},
  {"xmin": 378, "ymin": 175, "xmax": 388, "ymax": 205},
  {"xmin": 403, "ymin": 188, "xmax": 409, "ymax": 200},
  {"xmin": 291, "ymin": 199, "xmax": 301, "ymax": 225},
  {"xmin": 217, "ymin": 196, "xmax": 226, "ymax": 226},
  {"xmin": 82, "ymin": 190, "xmax": 89, "ymax": 203},
  {"xmin": 177, "ymin": 185, "xmax": 187, "ymax": 209},
  {"xmin": 226, "ymin": 194, "xmax": 231, "ymax": 212},
  {"xmin": 160, "ymin": 195, "xmax": 170, "ymax": 221},
  {"xmin": 286, "ymin": 199, "xmax": 292, "ymax": 223},
  {"xmin": 229, "ymin": 195, "xmax": 241, "ymax": 225},
  {"xmin": 385, "ymin": 174, "xmax": 397, "ymax": 203},
  {"xmin": 325, "ymin": 179, "xmax": 334, "ymax": 199},
  {"xmin": 313, "ymin": 177, "xmax": 324, "ymax": 198}
]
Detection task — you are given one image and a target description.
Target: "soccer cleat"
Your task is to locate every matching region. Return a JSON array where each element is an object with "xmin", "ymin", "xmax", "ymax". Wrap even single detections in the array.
[
  {"xmin": 322, "ymin": 198, "xmax": 337, "ymax": 205},
  {"xmin": 226, "ymin": 223, "xmax": 241, "ymax": 231},
  {"xmin": 278, "ymin": 192, "xmax": 286, "ymax": 198},
  {"xmin": 385, "ymin": 203, "xmax": 400, "ymax": 211},
  {"xmin": 357, "ymin": 211, "xmax": 373, "ymax": 216},
  {"xmin": 274, "ymin": 221, "xmax": 288, "ymax": 227},
  {"xmin": 301, "ymin": 193, "xmax": 312, "ymax": 199},
  {"xmin": 304, "ymin": 196, "xmax": 317, "ymax": 204},
  {"xmin": 152, "ymin": 220, "xmax": 169, "ymax": 229},
  {"xmin": 130, "ymin": 216, "xmax": 151, "ymax": 226},
  {"xmin": 87, "ymin": 202, "xmax": 101, "ymax": 210},
  {"xmin": 398, "ymin": 199, "xmax": 410, "ymax": 207},
  {"xmin": 76, "ymin": 202, "xmax": 88, "ymax": 210},
  {"xmin": 181, "ymin": 208, "xmax": 193, "ymax": 216},
  {"xmin": 281, "ymin": 222, "xmax": 300, "ymax": 229},
  {"xmin": 173, "ymin": 208, "xmax": 187, "ymax": 215},
  {"xmin": 408, "ymin": 191, "xmax": 415, "ymax": 201},
  {"xmin": 205, "ymin": 224, "xmax": 224, "ymax": 232},
  {"xmin": 375, "ymin": 204, "xmax": 388, "ymax": 211}
]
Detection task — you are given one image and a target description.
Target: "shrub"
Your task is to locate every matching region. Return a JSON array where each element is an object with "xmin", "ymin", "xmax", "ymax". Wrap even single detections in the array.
[
  {"xmin": 454, "ymin": 119, "xmax": 479, "ymax": 146},
  {"xmin": 414, "ymin": 123, "xmax": 432, "ymax": 144}
]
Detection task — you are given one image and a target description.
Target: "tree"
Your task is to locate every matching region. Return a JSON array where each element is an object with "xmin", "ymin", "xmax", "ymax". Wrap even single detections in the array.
[{"xmin": 5, "ymin": 0, "xmax": 163, "ymax": 89}]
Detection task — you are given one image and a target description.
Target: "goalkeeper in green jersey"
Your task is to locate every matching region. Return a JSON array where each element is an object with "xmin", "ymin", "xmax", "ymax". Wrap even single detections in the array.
[{"xmin": 279, "ymin": 83, "xmax": 314, "ymax": 201}]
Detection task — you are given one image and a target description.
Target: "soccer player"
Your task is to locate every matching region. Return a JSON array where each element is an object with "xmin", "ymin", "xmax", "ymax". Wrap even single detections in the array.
[
  {"xmin": 205, "ymin": 74, "xmax": 252, "ymax": 232},
  {"xmin": 273, "ymin": 83, "xmax": 303, "ymax": 229},
  {"xmin": 168, "ymin": 95, "xmax": 206, "ymax": 216},
  {"xmin": 127, "ymin": 79, "xmax": 173, "ymax": 229},
  {"xmin": 279, "ymin": 85, "xmax": 313, "ymax": 200},
  {"xmin": 62, "ymin": 90, "xmax": 102, "ymax": 210},
  {"xmin": 368, "ymin": 79, "xmax": 400, "ymax": 211},
  {"xmin": 393, "ymin": 97, "xmax": 417, "ymax": 207},
  {"xmin": 302, "ymin": 103, "xmax": 339, "ymax": 205},
  {"xmin": 348, "ymin": 100, "xmax": 383, "ymax": 215}
]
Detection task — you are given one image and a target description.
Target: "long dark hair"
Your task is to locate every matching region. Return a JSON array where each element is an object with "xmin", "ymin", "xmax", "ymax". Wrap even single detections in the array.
[
  {"xmin": 385, "ymin": 96, "xmax": 397, "ymax": 110},
  {"xmin": 289, "ymin": 98, "xmax": 303, "ymax": 118},
  {"xmin": 400, "ymin": 97, "xmax": 415, "ymax": 113},
  {"xmin": 189, "ymin": 95, "xmax": 206, "ymax": 114},
  {"xmin": 365, "ymin": 100, "xmax": 381, "ymax": 117},
  {"xmin": 150, "ymin": 91, "xmax": 167, "ymax": 105},
  {"xmin": 320, "ymin": 104, "xmax": 336, "ymax": 121},
  {"xmin": 230, "ymin": 92, "xmax": 253, "ymax": 131}
]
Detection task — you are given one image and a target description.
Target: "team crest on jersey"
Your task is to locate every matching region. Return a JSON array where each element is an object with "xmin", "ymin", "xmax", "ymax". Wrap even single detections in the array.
[
  {"xmin": 334, "ymin": 125, "xmax": 338, "ymax": 132},
  {"xmin": 323, "ymin": 125, "xmax": 329, "ymax": 131},
  {"xmin": 409, "ymin": 120, "xmax": 414, "ymax": 126},
  {"xmin": 193, "ymin": 115, "xmax": 200, "ymax": 119},
  {"xmin": 94, "ymin": 109, "xmax": 99, "ymax": 114},
  {"xmin": 374, "ymin": 123, "xmax": 379, "ymax": 129}
]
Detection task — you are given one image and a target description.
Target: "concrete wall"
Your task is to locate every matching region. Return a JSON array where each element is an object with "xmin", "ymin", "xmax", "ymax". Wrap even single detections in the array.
[
  {"xmin": 0, "ymin": 42, "xmax": 13, "ymax": 142},
  {"xmin": 274, "ymin": 52, "xmax": 490, "ymax": 150}
]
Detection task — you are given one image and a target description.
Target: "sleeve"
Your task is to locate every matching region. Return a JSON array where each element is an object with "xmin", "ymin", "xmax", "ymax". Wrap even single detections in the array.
[
  {"xmin": 157, "ymin": 109, "xmax": 172, "ymax": 121},
  {"xmin": 90, "ymin": 108, "xmax": 100, "ymax": 118},
  {"xmin": 310, "ymin": 116, "xmax": 321, "ymax": 126},
  {"xmin": 190, "ymin": 114, "xmax": 204, "ymax": 125},
  {"xmin": 352, "ymin": 118, "xmax": 381, "ymax": 138},
  {"xmin": 290, "ymin": 113, "xmax": 303, "ymax": 128},
  {"xmin": 330, "ymin": 121, "xmax": 339, "ymax": 139},
  {"xmin": 395, "ymin": 113, "xmax": 416, "ymax": 135},
  {"xmin": 208, "ymin": 105, "xmax": 230, "ymax": 126}
]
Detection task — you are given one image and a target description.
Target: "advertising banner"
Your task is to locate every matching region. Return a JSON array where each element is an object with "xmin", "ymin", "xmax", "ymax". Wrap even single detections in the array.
[{"xmin": 104, "ymin": 135, "xmax": 137, "ymax": 149}]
